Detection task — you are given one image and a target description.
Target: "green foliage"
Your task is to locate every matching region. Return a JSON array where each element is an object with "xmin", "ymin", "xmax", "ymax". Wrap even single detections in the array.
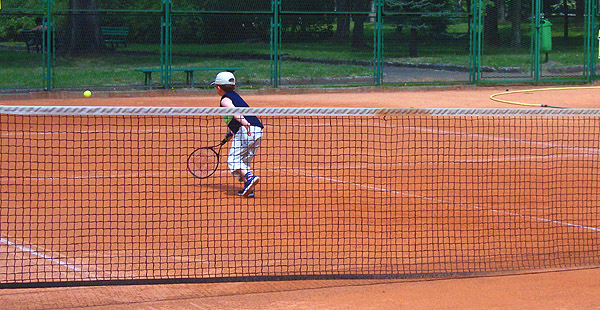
[
  {"xmin": 1, "ymin": 0, "xmax": 43, "ymax": 10},
  {"xmin": 280, "ymin": 0, "xmax": 335, "ymax": 11},
  {"xmin": 0, "ymin": 16, "xmax": 38, "ymax": 42},
  {"xmin": 193, "ymin": 15, "xmax": 271, "ymax": 44},
  {"xmin": 281, "ymin": 16, "xmax": 336, "ymax": 42},
  {"xmin": 385, "ymin": 0, "xmax": 461, "ymax": 32},
  {"xmin": 52, "ymin": 0, "xmax": 161, "ymax": 11},
  {"xmin": 95, "ymin": 0, "xmax": 161, "ymax": 10},
  {"xmin": 0, "ymin": 0, "xmax": 43, "ymax": 42},
  {"xmin": 178, "ymin": 0, "xmax": 271, "ymax": 44}
]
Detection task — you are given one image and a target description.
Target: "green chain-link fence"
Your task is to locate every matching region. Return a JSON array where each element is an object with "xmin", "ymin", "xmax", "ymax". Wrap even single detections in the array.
[{"xmin": 1, "ymin": 0, "xmax": 598, "ymax": 91}]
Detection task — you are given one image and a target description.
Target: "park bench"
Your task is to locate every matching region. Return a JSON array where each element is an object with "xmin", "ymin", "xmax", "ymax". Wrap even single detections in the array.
[
  {"xmin": 101, "ymin": 26, "xmax": 129, "ymax": 49},
  {"xmin": 19, "ymin": 30, "xmax": 42, "ymax": 53},
  {"xmin": 135, "ymin": 68, "xmax": 243, "ymax": 87}
]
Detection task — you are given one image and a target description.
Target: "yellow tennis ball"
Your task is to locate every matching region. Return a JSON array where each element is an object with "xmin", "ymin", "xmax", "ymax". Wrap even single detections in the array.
[{"xmin": 83, "ymin": 90, "xmax": 91, "ymax": 98}]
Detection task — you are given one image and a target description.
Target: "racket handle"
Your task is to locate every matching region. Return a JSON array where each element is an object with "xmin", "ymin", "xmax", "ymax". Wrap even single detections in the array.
[{"xmin": 221, "ymin": 131, "xmax": 234, "ymax": 144}]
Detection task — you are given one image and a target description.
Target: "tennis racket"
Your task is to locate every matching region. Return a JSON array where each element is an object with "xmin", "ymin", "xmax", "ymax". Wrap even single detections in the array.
[{"xmin": 187, "ymin": 133, "xmax": 232, "ymax": 179}]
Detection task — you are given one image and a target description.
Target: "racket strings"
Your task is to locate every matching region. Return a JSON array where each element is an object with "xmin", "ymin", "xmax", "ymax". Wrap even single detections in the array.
[{"xmin": 188, "ymin": 147, "xmax": 219, "ymax": 178}]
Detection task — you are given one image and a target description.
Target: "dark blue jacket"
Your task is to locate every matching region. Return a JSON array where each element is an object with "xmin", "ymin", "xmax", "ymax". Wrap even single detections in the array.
[{"xmin": 221, "ymin": 91, "xmax": 263, "ymax": 134}]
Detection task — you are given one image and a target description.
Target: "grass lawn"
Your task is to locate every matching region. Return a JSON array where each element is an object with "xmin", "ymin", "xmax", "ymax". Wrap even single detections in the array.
[
  {"xmin": 0, "ymin": 18, "xmax": 594, "ymax": 89},
  {"xmin": 0, "ymin": 47, "xmax": 372, "ymax": 88}
]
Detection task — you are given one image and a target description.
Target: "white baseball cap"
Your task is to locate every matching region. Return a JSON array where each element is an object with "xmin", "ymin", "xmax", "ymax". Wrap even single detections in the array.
[{"xmin": 211, "ymin": 71, "xmax": 236, "ymax": 86}]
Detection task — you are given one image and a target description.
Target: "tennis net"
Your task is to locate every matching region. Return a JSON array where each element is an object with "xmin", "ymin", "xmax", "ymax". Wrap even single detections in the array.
[{"xmin": 1, "ymin": 106, "xmax": 599, "ymax": 287}]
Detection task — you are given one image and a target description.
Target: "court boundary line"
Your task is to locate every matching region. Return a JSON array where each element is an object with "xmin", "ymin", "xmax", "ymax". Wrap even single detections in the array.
[
  {"xmin": 287, "ymin": 169, "xmax": 600, "ymax": 233},
  {"xmin": 0, "ymin": 237, "xmax": 83, "ymax": 272},
  {"xmin": 1, "ymin": 117, "xmax": 598, "ymax": 285},
  {"xmin": 0, "ymin": 235, "xmax": 126, "ymax": 281}
]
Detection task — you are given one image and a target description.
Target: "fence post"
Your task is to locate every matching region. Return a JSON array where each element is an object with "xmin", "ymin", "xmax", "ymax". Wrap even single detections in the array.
[
  {"xmin": 584, "ymin": 0, "xmax": 598, "ymax": 81},
  {"xmin": 162, "ymin": 0, "xmax": 172, "ymax": 89},
  {"xmin": 469, "ymin": 0, "xmax": 482, "ymax": 83},
  {"xmin": 532, "ymin": 0, "xmax": 542, "ymax": 83},
  {"xmin": 271, "ymin": 0, "xmax": 281, "ymax": 87},
  {"xmin": 43, "ymin": 0, "xmax": 54, "ymax": 90},
  {"xmin": 374, "ymin": 0, "xmax": 383, "ymax": 86}
]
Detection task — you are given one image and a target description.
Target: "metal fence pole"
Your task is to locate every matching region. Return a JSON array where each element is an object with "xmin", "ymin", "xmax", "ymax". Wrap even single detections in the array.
[
  {"xmin": 585, "ymin": 0, "xmax": 598, "ymax": 81},
  {"xmin": 43, "ymin": 0, "xmax": 54, "ymax": 90},
  {"xmin": 374, "ymin": 0, "xmax": 383, "ymax": 85},
  {"xmin": 593, "ymin": 0, "xmax": 597, "ymax": 81},
  {"xmin": 270, "ymin": 0, "xmax": 281, "ymax": 87},
  {"xmin": 469, "ymin": 0, "xmax": 482, "ymax": 83},
  {"xmin": 161, "ymin": 1, "xmax": 165, "ymax": 89},
  {"xmin": 532, "ymin": 0, "xmax": 541, "ymax": 83},
  {"xmin": 162, "ymin": 0, "xmax": 172, "ymax": 89}
]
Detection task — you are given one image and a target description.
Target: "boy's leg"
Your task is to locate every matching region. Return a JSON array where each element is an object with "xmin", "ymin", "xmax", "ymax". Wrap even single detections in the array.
[
  {"xmin": 233, "ymin": 168, "xmax": 255, "ymax": 197},
  {"xmin": 232, "ymin": 170, "xmax": 245, "ymax": 182},
  {"xmin": 239, "ymin": 172, "xmax": 259, "ymax": 197},
  {"xmin": 228, "ymin": 127, "xmax": 262, "ymax": 197}
]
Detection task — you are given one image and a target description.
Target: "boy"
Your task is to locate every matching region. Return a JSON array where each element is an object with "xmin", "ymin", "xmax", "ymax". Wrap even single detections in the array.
[{"xmin": 211, "ymin": 71, "xmax": 263, "ymax": 197}]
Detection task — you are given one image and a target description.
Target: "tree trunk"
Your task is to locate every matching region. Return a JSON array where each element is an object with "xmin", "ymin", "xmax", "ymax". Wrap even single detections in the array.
[
  {"xmin": 498, "ymin": 0, "xmax": 506, "ymax": 22},
  {"xmin": 484, "ymin": 0, "xmax": 500, "ymax": 45},
  {"xmin": 65, "ymin": 0, "xmax": 105, "ymax": 55},
  {"xmin": 336, "ymin": 0, "xmax": 350, "ymax": 40},
  {"xmin": 575, "ymin": 0, "xmax": 584, "ymax": 23},
  {"xmin": 350, "ymin": 0, "xmax": 371, "ymax": 48},
  {"xmin": 510, "ymin": 0, "xmax": 521, "ymax": 51},
  {"xmin": 351, "ymin": 15, "xmax": 367, "ymax": 48},
  {"xmin": 409, "ymin": 28, "xmax": 418, "ymax": 57}
]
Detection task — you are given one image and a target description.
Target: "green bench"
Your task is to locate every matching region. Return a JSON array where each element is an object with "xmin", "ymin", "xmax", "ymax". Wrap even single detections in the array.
[
  {"xmin": 135, "ymin": 68, "xmax": 243, "ymax": 87},
  {"xmin": 101, "ymin": 26, "xmax": 129, "ymax": 49},
  {"xmin": 19, "ymin": 30, "xmax": 42, "ymax": 53}
]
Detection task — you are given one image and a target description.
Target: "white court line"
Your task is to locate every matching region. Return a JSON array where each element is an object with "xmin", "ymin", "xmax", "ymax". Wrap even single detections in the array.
[
  {"xmin": 1, "ymin": 122, "xmax": 598, "ymax": 275},
  {"xmin": 404, "ymin": 126, "xmax": 600, "ymax": 155},
  {"xmin": 279, "ymin": 121, "xmax": 600, "ymax": 155},
  {"xmin": 3, "ymin": 120, "xmax": 600, "ymax": 154},
  {"xmin": 287, "ymin": 169, "xmax": 600, "ymax": 233},
  {"xmin": 0, "ymin": 237, "xmax": 123, "ymax": 281},
  {"xmin": 0, "ymin": 127, "xmax": 193, "ymax": 137},
  {"xmin": 1, "ymin": 151, "xmax": 592, "ymax": 184},
  {"xmin": 269, "ymin": 153, "xmax": 596, "ymax": 172},
  {"xmin": 1, "ymin": 151, "xmax": 596, "ymax": 184},
  {"xmin": 0, "ymin": 237, "xmax": 83, "ymax": 272},
  {"xmin": 0, "ymin": 170, "xmax": 184, "ymax": 183}
]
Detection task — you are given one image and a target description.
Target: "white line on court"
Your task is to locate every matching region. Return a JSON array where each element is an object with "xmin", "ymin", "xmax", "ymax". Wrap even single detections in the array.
[
  {"xmin": 0, "ymin": 236, "xmax": 122, "ymax": 280},
  {"xmin": 269, "ymin": 153, "xmax": 596, "ymax": 171},
  {"xmin": 1, "ymin": 120, "xmax": 598, "ymax": 276},
  {"xmin": 403, "ymin": 125, "xmax": 600, "ymax": 155},
  {"xmin": 0, "ymin": 237, "xmax": 83, "ymax": 272},
  {"xmin": 0, "ymin": 170, "xmax": 185, "ymax": 183},
  {"xmin": 2, "ymin": 151, "xmax": 596, "ymax": 184},
  {"xmin": 0, "ymin": 128, "xmax": 192, "ymax": 137},
  {"xmin": 287, "ymin": 169, "xmax": 600, "ymax": 233}
]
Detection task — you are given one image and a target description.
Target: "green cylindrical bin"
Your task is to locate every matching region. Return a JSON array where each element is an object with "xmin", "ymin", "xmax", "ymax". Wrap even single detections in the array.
[{"xmin": 540, "ymin": 19, "xmax": 552, "ymax": 53}]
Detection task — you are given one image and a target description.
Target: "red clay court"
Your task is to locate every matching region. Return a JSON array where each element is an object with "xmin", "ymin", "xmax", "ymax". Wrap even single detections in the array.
[{"xmin": 0, "ymin": 86, "xmax": 599, "ymax": 309}]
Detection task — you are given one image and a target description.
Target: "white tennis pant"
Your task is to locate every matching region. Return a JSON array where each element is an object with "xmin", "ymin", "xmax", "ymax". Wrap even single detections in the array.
[{"xmin": 228, "ymin": 125, "xmax": 263, "ymax": 179}]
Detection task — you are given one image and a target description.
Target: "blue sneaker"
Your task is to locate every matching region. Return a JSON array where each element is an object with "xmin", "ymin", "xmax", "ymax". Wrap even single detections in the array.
[
  {"xmin": 237, "ymin": 190, "xmax": 255, "ymax": 198},
  {"xmin": 240, "ymin": 175, "xmax": 259, "ymax": 197}
]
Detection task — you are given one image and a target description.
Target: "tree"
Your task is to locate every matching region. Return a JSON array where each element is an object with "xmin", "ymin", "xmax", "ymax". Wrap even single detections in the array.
[
  {"xmin": 484, "ymin": 0, "xmax": 500, "ymax": 46},
  {"xmin": 350, "ymin": 0, "xmax": 372, "ymax": 48},
  {"xmin": 510, "ymin": 0, "xmax": 522, "ymax": 51},
  {"xmin": 385, "ymin": 0, "xmax": 450, "ymax": 57},
  {"xmin": 64, "ymin": 0, "xmax": 105, "ymax": 54},
  {"xmin": 278, "ymin": 0, "xmax": 335, "ymax": 43},
  {"xmin": 335, "ymin": 0, "xmax": 350, "ymax": 40},
  {"xmin": 575, "ymin": 0, "xmax": 584, "ymax": 23},
  {"xmin": 333, "ymin": 0, "xmax": 373, "ymax": 48}
]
